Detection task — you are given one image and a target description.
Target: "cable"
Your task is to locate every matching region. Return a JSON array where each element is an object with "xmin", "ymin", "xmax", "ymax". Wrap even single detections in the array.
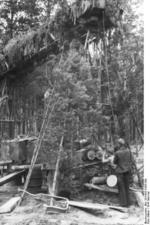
[{"xmin": 102, "ymin": 11, "xmax": 116, "ymax": 146}]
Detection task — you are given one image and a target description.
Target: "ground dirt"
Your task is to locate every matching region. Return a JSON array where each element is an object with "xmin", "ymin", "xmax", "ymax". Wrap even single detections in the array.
[
  {"xmin": 0, "ymin": 186, "xmax": 144, "ymax": 225},
  {"xmin": 0, "ymin": 205, "xmax": 144, "ymax": 225}
]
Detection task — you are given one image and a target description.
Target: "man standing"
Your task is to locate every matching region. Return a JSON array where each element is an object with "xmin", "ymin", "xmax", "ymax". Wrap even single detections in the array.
[
  {"xmin": 114, "ymin": 138, "xmax": 133, "ymax": 207},
  {"xmin": 102, "ymin": 138, "xmax": 133, "ymax": 207}
]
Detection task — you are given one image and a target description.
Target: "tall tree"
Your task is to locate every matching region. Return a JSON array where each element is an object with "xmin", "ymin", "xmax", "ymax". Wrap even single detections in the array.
[
  {"xmin": 104, "ymin": 0, "xmax": 144, "ymax": 141},
  {"xmin": 0, "ymin": 0, "xmax": 41, "ymax": 42}
]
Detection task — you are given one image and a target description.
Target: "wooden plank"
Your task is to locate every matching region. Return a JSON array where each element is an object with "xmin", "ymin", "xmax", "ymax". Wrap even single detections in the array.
[
  {"xmin": 0, "ymin": 170, "xmax": 25, "ymax": 186},
  {"xmin": 0, "ymin": 160, "xmax": 12, "ymax": 166},
  {"xmin": 69, "ymin": 200, "xmax": 108, "ymax": 210},
  {"xmin": 11, "ymin": 164, "xmax": 42, "ymax": 170},
  {"xmin": 0, "ymin": 197, "xmax": 21, "ymax": 214},
  {"xmin": 68, "ymin": 200, "xmax": 127, "ymax": 213},
  {"xmin": 72, "ymin": 161, "xmax": 100, "ymax": 169},
  {"xmin": 84, "ymin": 183, "xmax": 119, "ymax": 194},
  {"xmin": 48, "ymin": 136, "xmax": 64, "ymax": 207},
  {"xmin": 1, "ymin": 136, "xmax": 37, "ymax": 143}
]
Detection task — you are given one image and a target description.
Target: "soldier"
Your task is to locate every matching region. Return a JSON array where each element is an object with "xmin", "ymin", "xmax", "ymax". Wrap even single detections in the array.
[{"xmin": 102, "ymin": 138, "xmax": 133, "ymax": 207}]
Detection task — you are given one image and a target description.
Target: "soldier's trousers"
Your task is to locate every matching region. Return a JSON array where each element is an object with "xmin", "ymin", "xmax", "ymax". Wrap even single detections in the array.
[{"xmin": 117, "ymin": 171, "xmax": 131, "ymax": 207}]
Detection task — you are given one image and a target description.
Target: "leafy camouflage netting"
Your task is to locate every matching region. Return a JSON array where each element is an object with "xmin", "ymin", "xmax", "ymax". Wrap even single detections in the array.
[
  {"xmin": 0, "ymin": 26, "xmax": 58, "ymax": 78},
  {"xmin": 0, "ymin": 0, "xmax": 123, "ymax": 78},
  {"xmin": 70, "ymin": 0, "xmax": 124, "ymax": 25}
]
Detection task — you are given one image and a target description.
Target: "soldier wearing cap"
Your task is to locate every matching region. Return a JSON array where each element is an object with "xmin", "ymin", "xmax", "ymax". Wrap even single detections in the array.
[
  {"xmin": 102, "ymin": 138, "xmax": 133, "ymax": 207},
  {"xmin": 113, "ymin": 138, "xmax": 133, "ymax": 207}
]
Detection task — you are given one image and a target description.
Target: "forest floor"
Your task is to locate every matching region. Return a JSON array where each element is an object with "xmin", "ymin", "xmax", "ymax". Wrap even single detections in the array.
[
  {"xmin": 0, "ymin": 184, "xmax": 144, "ymax": 225},
  {"xmin": 0, "ymin": 204, "xmax": 144, "ymax": 225}
]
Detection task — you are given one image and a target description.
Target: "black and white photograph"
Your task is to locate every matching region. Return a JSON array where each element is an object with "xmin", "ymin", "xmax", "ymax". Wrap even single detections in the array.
[{"xmin": 0, "ymin": 0, "xmax": 145, "ymax": 224}]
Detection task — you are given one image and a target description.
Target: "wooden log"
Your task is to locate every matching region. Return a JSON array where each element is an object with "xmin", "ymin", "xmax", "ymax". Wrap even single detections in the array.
[
  {"xmin": 0, "ymin": 160, "xmax": 12, "ymax": 166},
  {"xmin": 87, "ymin": 150, "xmax": 96, "ymax": 161},
  {"xmin": 84, "ymin": 183, "xmax": 119, "ymax": 194},
  {"xmin": 69, "ymin": 200, "xmax": 108, "ymax": 211},
  {"xmin": 91, "ymin": 176, "xmax": 106, "ymax": 185},
  {"xmin": 106, "ymin": 175, "xmax": 117, "ymax": 187},
  {"xmin": 95, "ymin": 150, "xmax": 102, "ymax": 160},
  {"xmin": 72, "ymin": 161, "xmax": 101, "ymax": 170},
  {"xmin": 68, "ymin": 200, "xmax": 127, "ymax": 213},
  {"xmin": 0, "ymin": 197, "xmax": 21, "ymax": 214},
  {"xmin": 0, "ymin": 170, "xmax": 25, "ymax": 186},
  {"xmin": 11, "ymin": 164, "xmax": 42, "ymax": 170}
]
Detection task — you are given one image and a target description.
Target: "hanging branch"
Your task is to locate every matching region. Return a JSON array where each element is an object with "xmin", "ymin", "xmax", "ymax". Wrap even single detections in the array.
[
  {"xmin": 0, "ymin": 95, "xmax": 8, "ymax": 108},
  {"xmin": 84, "ymin": 30, "xmax": 90, "ymax": 49}
]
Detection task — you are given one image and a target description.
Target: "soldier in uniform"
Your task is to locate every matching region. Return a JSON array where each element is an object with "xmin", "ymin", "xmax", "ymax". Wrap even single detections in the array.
[{"xmin": 102, "ymin": 138, "xmax": 133, "ymax": 207}]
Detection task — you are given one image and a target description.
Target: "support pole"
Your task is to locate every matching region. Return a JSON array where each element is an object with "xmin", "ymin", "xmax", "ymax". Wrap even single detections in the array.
[
  {"xmin": 18, "ymin": 87, "xmax": 58, "ymax": 206},
  {"xmin": 49, "ymin": 136, "xmax": 64, "ymax": 205}
]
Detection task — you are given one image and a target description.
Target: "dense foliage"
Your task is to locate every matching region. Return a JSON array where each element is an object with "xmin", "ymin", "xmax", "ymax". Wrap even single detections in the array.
[{"xmin": 0, "ymin": 0, "xmax": 41, "ymax": 43}]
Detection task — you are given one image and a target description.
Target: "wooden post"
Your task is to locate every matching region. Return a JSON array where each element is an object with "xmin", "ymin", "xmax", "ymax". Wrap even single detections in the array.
[{"xmin": 49, "ymin": 136, "xmax": 64, "ymax": 205}]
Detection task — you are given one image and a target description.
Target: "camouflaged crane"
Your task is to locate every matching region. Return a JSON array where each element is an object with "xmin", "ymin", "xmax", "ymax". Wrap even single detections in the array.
[{"xmin": 0, "ymin": 0, "xmax": 124, "ymax": 79}]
